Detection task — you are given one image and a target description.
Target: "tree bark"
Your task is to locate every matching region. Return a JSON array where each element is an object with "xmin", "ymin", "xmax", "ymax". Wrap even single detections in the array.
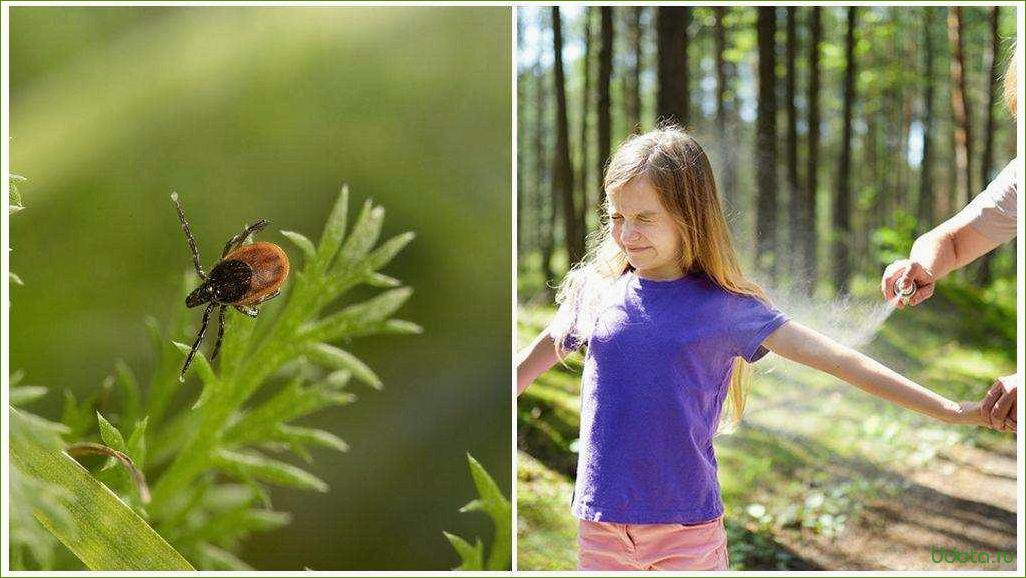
[
  {"xmin": 916, "ymin": 8, "xmax": 936, "ymax": 236},
  {"xmin": 535, "ymin": 58, "xmax": 554, "ymax": 295},
  {"xmin": 713, "ymin": 6, "xmax": 736, "ymax": 212},
  {"xmin": 656, "ymin": 7, "xmax": 690, "ymax": 126},
  {"xmin": 755, "ymin": 7, "xmax": 778, "ymax": 282},
  {"xmin": 803, "ymin": 6, "xmax": 821, "ymax": 294},
  {"xmin": 578, "ymin": 7, "xmax": 592, "ymax": 240},
  {"xmin": 626, "ymin": 6, "xmax": 643, "ymax": 134},
  {"xmin": 976, "ymin": 6, "xmax": 1001, "ymax": 285},
  {"xmin": 551, "ymin": 8, "xmax": 583, "ymax": 266},
  {"xmin": 948, "ymin": 7, "xmax": 973, "ymax": 207},
  {"xmin": 834, "ymin": 7, "xmax": 857, "ymax": 295},
  {"xmin": 596, "ymin": 7, "xmax": 614, "ymax": 215},
  {"xmin": 785, "ymin": 7, "xmax": 800, "ymax": 283}
]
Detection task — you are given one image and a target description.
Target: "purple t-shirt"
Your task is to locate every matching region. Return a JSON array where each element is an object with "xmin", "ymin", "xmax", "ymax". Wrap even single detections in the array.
[{"xmin": 552, "ymin": 271, "xmax": 788, "ymax": 524}]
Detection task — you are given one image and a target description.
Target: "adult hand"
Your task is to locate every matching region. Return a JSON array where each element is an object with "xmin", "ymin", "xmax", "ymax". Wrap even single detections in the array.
[
  {"xmin": 880, "ymin": 259, "xmax": 936, "ymax": 308},
  {"xmin": 980, "ymin": 374, "xmax": 1018, "ymax": 432}
]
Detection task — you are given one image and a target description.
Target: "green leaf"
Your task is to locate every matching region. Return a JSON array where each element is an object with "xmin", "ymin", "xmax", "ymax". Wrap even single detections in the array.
[
  {"xmin": 316, "ymin": 184, "xmax": 351, "ymax": 268},
  {"xmin": 333, "ymin": 199, "xmax": 382, "ymax": 270},
  {"xmin": 445, "ymin": 454, "xmax": 511, "ymax": 571},
  {"xmin": 325, "ymin": 231, "xmax": 416, "ymax": 293},
  {"xmin": 11, "ymin": 385, "xmax": 48, "ymax": 406},
  {"xmin": 442, "ymin": 532, "xmax": 484, "ymax": 571},
  {"xmin": 214, "ymin": 450, "xmax": 329, "ymax": 492},
  {"xmin": 275, "ymin": 425, "xmax": 349, "ymax": 453},
  {"xmin": 281, "ymin": 230, "xmax": 316, "ymax": 261},
  {"xmin": 10, "ymin": 408, "xmax": 193, "ymax": 570},
  {"xmin": 304, "ymin": 343, "xmax": 382, "ymax": 389},
  {"xmin": 171, "ymin": 341, "xmax": 219, "ymax": 405},
  {"xmin": 10, "ymin": 173, "xmax": 25, "ymax": 213},
  {"xmin": 96, "ymin": 412, "xmax": 129, "ymax": 460},
  {"xmin": 126, "ymin": 417, "xmax": 149, "ymax": 470},
  {"xmin": 114, "ymin": 360, "xmax": 141, "ymax": 429},
  {"xmin": 301, "ymin": 287, "xmax": 414, "ymax": 342},
  {"xmin": 10, "ymin": 271, "xmax": 24, "ymax": 285},
  {"xmin": 195, "ymin": 543, "xmax": 252, "ymax": 570},
  {"xmin": 223, "ymin": 378, "xmax": 355, "ymax": 447},
  {"xmin": 366, "ymin": 272, "xmax": 401, "ymax": 288}
]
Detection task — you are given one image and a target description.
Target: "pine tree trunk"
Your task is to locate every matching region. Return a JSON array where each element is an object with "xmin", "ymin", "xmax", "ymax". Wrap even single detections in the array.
[
  {"xmin": 552, "ymin": 7, "xmax": 582, "ymax": 266},
  {"xmin": 803, "ymin": 6, "xmax": 821, "ymax": 294},
  {"xmin": 578, "ymin": 7, "xmax": 592, "ymax": 240},
  {"xmin": 834, "ymin": 7, "xmax": 857, "ymax": 295},
  {"xmin": 596, "ymin": 7, "xmax": 614, "ymax": 215},
  {"xmin": 948, "ymin": 7, "xmax": 973, "ymax": 207},
  {"xmin": 656, "ymin": 7, "xmax": 689, "ymax": 125},
  {"xmin": 517, "ymin": 11, "xmax": 526, "ymax": 258},
  {"xmin": 755, "ymin": 7, "xmax": 778, "ymax": 282},
  {"xmin": 785, "ymin": 7, "xmax": 800, "ymax": 284},
  {"xmin": 626, "ymin": 6, "xmax": 643, "ymax": 134},
  {"xmin": 916, "ymin": 8, "xmax": 936, "ymax": 236},
  {"xmin": 713, "ymin": 6, "xmax": 736, "ymax": 212},
  {"xmin": 976, "ymin": 6, "xmax": 1001, "ymax": 285},
  {"xmin": 535, "ymin": 59, "xmax": 554, "ymax": 297}
]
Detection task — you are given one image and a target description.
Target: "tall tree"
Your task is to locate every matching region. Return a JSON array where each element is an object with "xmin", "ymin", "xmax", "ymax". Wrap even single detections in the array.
[
  {"xmin": 834, "ymin": 7, "xmax": 857, "ymax": 295},
  {"xmin": 976, "ymin": 6, "xmax": 1002, "ymax": 284},
  {"xmin": 785, "ymin": 7, "xmax": 800, "ymax": 283},
  {"xmin": 578, "ymin": 7, "xmax": 592, "ymax": 239},
  {"xmin": 516, "ymin": 11, "xmax": 526, "ymax": 256},
  {"xmin": 803, "ymin": 6, "xmax": 821, "ymax": 293},
  {"xmin": 535, "ymin": 15, "xmax": 554, "ymax": 294},
  {"xmin": 551, "ymin": 7, "xmax": 583, "ymax": 265},
  {"xmin": 755, "ymin": 7, "xmax": 778, "ymax": 281},
  {"xmin": 713, "ymin": 6, "xmax": 736, "ymax": 211},
  {"xmin": 656, "ymin": 7, "xmax": 690, "ymax": 125},
  {"xmin": 948, "ymin": 7, "xmax": 973, "ymax": 207},
  {"xmin": 625, "ymin": 7, "xmax": 643, "ymax": 134},
  {"xmin": 596, "ymin": 7, "xmax": 614, "ymax": 213},
  {"xmin": 916, "ymin": 9, "xmax": 937, "ymax": 236}
]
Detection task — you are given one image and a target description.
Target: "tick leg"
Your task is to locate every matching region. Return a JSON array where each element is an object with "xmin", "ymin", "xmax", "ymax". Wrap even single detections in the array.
[
  {"xmin": 234, "ymin": 304, "xmax": 259, "ymax": 318},
  {"xmin": 209, "ymin": 304, "xmax": 227, "ymax": 361},
  {"xmin": 171, "ymin": 192, "xmax": 206, "ymax": 280},
  {"xmin": 180, "ymin": 302, "xmax": 215, "ymax": 382},
  {"xmin": 222, "ymin": 219, "xmax": 270, "ymax": 259}
]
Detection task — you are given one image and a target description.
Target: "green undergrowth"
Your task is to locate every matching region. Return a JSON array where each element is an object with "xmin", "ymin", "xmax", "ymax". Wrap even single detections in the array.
[
  {"xmin": 516, "ymin": 277, "xmax": 1015, "ymax": 570},
  {"xmin": 443, "ymin": 454, "xmax": 512, "ymax": 570},
  {"xmin": 10, "ymin": 186, "xmax": 420, "ymax": 570}
]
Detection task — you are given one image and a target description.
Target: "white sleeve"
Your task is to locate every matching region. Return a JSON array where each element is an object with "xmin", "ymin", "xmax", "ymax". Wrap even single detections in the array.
[{"xmin": 961, "ymin": 158, "xmax": 1018, "ymax": 244}]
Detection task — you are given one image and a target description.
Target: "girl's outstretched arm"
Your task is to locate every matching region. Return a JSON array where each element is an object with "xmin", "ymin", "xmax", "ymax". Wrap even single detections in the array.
[
  {"xmin": 762, "ymin": 320, "xmax": 984, "ymax": 426},
  {"xmin": 517, "ymin": 331, "xmax": 560, "ymax": 396}
]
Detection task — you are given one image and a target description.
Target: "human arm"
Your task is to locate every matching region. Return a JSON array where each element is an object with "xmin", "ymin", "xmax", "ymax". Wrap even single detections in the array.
[
  {"xmin": 516, "ymin": 331, "xmax": 561, "ymax": 396},
  {"xmin": 880, "ymin": 212, "xmax": 1001, "ymax": 307},
  {"xmin": 761, "ymin": 320, "xmax": 984, "ymax": 426}
]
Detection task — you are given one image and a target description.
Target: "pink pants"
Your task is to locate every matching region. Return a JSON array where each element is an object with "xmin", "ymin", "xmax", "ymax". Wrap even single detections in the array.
[{"xmin": 577, "ymin": 517, "xmax": 729, "ymax": 571}]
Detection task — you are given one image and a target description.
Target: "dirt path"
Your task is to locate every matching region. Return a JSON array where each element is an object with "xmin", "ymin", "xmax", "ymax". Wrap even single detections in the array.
[{"xmin": 770, "ymin": 441, "xmax": 1018, "ymax": 570}]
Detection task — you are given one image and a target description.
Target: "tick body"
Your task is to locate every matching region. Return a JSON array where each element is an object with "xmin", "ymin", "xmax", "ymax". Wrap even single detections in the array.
[{"xmin": 172, "ymin": 192, "xmax": 290, "ymax": 381}]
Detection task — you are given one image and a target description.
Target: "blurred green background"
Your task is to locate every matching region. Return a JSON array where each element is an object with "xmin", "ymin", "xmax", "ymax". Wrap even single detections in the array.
[{"xmin": 9, "ymin": 6, "xmax": 510, "ymax": 570}]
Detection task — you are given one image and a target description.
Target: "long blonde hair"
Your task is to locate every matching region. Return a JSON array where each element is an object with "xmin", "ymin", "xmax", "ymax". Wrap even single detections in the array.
[
  {"xmin": 1003, "ymin": 40, "xmax": 1019, "ymax": 118},
  {"xmin": 553, "ymin": 126, "xmax": 769, "ymax": 424}
]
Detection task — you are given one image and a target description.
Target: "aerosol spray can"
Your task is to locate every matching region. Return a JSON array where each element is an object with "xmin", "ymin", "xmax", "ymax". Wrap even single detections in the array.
[{"xmin": 897, "ymin": 279, "xmax": 917, "ymax": 307}]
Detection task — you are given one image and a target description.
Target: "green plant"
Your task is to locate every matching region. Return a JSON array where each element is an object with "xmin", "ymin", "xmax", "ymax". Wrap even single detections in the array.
[
  {"xmin": 9, "ymin": 186, "xmax": 419, "ymax": 570},
  {"xmin": 443, "ymin": 454, "xmax": 512, "ymax": 571}
]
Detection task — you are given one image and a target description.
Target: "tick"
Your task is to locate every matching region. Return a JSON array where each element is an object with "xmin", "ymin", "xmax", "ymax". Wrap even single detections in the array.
[{"xmin": 171, "ymin": 192, "xmax": 290, "ymax": 381}]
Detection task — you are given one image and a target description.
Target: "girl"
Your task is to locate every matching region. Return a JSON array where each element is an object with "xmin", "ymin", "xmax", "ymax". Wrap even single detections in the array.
[{"xmin": 516, "ymin": 127, "xmax": 988, "ymax": 571}]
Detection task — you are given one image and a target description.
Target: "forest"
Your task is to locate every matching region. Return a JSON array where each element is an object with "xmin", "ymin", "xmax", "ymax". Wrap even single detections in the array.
[
  {"xmin": 516, "ymin": 6, "xmax": 1018, "ymax": 571},
  {"xmin": 517, "ymin": 5, "xmax": 1017, "ymax": 298}
]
